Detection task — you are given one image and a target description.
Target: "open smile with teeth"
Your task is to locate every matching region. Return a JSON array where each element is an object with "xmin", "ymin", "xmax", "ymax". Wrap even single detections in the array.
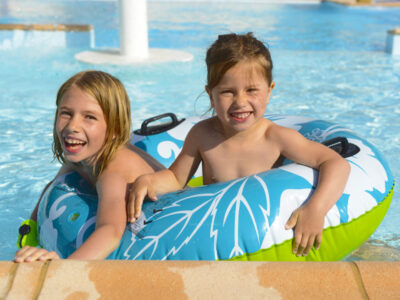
[
  {"xmin": 231, "ymin": 112, "xmax": 252, "ymax": 120},
  {"xmin": 64, "ymin": 137, "xmax": 86, "ymax": 152}
]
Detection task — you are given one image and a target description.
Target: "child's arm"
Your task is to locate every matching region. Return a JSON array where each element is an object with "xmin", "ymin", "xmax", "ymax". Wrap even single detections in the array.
[
  {"xmin": 15, "ymin": 172, "xmax": 128, "ymax": 262},
  {"xmin": 127, "ymin": 128, "xmax": 202, "ymax": 222},
  {"xmin": 272, "ymin": 126, "xmax": 350, "ymax": 257},
  {"xmin": 67, "ymin": 172, "xmax": 127, "ymax": 259}
]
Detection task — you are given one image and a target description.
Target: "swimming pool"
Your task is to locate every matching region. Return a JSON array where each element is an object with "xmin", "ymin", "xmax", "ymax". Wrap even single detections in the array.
[{"xmin": 0, "ymin": 0, "xmax": 399, "ymax": 261}]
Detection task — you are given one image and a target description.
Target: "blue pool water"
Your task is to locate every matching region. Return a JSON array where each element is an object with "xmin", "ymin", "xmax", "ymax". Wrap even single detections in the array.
[{"xmin": 0, "ymin": 1, "xmax": 399, "ymax": 261}]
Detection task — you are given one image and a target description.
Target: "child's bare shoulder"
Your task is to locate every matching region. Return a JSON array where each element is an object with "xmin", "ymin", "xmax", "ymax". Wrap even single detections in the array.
[
  {"xmin": 185, "ymin": 117, "xmax": 217, "ymax": 143},
  {"xmin": 104, "ymin": 146, "xmax": 155, "ymax": 182},
  {"xmin": 110, "ymin": 146, "xmax": 147, "ymax": 167},
  {"xmin": 265, "ymin": 121, "xmax": 301, "ymax": 143},
  {"xmin": 190, "ymin": 117, "xmax": 215, "ymax": 134}
]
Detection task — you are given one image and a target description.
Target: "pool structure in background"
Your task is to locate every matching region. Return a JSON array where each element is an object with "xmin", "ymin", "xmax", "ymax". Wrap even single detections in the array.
[
  {"xmin": 0, "ymin": 23, "xmax": 94, "ymax": 49},
  {"xmin": 0, "ymin": 0, "xmax": 399, "ymax": 261},
  {"xmin": 75, "ymin": 0, "xmax": 194, "ymax": 64}
]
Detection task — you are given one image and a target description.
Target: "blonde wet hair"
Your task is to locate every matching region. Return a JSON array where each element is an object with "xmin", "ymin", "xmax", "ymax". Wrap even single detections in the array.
[{"xmin": 52, "ymin": 70, "xmax": 131, "ymax": 177}]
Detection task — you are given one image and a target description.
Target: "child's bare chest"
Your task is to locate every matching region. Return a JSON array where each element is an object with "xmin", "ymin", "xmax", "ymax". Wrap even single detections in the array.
[{"xmin": 200, "ymin": 139, "xmax": 281, "ymax": 184}]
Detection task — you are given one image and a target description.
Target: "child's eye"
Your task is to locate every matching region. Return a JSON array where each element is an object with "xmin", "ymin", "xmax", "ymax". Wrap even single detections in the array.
[
  {"xmin": 86, "ymin": 115, "xmax": 97, "ymax": 120},
  {"xmin": 247, "ymin": 88, "xmax": 258, "ymax": 93},
  {"xmin": 59, "ymin": 111, "xmax": 71, "ymax": 117},
  {"xmin": 221, "ymin": 90, "xmax": 234, "ymax": 95}
]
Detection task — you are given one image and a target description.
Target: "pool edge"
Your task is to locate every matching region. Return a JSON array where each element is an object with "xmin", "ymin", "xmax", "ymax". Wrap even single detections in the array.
[
  {"xmin": 1, "ymin": 260, "xmax": 399, "ymax": 299},
  {"xmin": 0, "ymin": 24, "xmax": 92, "ymax": 32},
  {"xmin": 326, "ymin": 0, "xmax": 400, "ymax": 6}
]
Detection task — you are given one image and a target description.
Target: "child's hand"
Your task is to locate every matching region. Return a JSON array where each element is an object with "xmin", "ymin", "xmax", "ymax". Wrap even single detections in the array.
[
  {"xmin": 127, "ymin": 175, "xmax": 158, "ymax": 223},
  {"xmin": 14, "ymin": 246, "xmax": 60, "ymax": 263},
  {"xmin": 285, "ymin": 204, "xmax": 325, "ymax": 257}
]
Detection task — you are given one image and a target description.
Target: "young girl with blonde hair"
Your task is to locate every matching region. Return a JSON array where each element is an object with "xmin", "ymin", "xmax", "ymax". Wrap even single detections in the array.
[{"xmin": 15, "ymin": 70, "xmax": 163, "ymax": 261}]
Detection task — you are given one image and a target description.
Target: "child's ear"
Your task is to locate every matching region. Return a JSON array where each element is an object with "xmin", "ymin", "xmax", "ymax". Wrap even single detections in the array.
[
  {"xmin": 205, "ymin": 86, "xmax": 214, "ymax": 108},
  {"xmin": 270, "ymin": 81, "xmax": 275, "ymax": 90},
  {"xmin": 265, "ymin": 81, "xmax": 275, "ymax": 104}
]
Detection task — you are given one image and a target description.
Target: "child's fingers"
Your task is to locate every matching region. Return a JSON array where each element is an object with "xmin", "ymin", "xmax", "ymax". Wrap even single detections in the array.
[
  {"xmin": 14, "ymin": 246, "xmax": 37, "ymax": 262},
  {"xmin": 302, "ymin": 235, "xmax": 316, "ymax": 256},
  {"xmin": 38, "ymin": 251, "xmax": 60, "ymax": 261},
  {"xmin": 25, "ymin": 248, "xmax": 53, "ymax": 262},
  {"xmin": 147, "ymin": 186, "xmax": 158, "ymax": 202},
  {"xmin": 288, "ymin": 211, "xmax": 301, "ymax": 255},
  {"xmin": 314, "ymin": 233, "xmax": 322, "ymax": 250},
  {"xmin": 127, "ymin": 185, "xmax": 146, "ymax": 222},
  {"xmin": 292, "ymin": 232, "xmax": 302, "ymax": 255},
  {"xmin": 127, "ymin": 191, "xmax": 136, "ymax": 223},
  {"xmin": 285, "ymin": 210, "xmax": 299, "ymax": 230},
  {"xmin": 15, "ymin": 247, "xmax": 46, "ymax": 263},
  {"xmin": 134, "ymin": 188, "xmax": 148, "ymax": 219},
  {"xmin": 294, "ymin": 233, "xmax": 322, "ymax": 257},
  {"xmin": 15, "ymin": 246, "xmax": 31, "ymax": 258},
  {"xmin": 294, "ymin": 233, "xmax": 314, "ymax": 257}
]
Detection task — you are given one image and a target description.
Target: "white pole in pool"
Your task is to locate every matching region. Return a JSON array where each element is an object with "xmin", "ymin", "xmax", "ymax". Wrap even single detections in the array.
[
  {"xmin": 386, "ymin": 28, "xmax": 400, "ymax": 56},
  {"xmin": 75, "ymin": 0, "xmax": 193, "ymax": 64},
  {"xmin": 119, "ymin": 0, "xmax": 148, "ymax": 59}
]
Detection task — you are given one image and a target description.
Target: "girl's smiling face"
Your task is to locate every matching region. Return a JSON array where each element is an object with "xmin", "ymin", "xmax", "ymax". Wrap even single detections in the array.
[
  {"xmin": 56, "ymin": 85, "xmax": 107, "ymax": 167},
  {"xmin": 207, "ymin": 60, "xmax": 275, "ymax": 136}
]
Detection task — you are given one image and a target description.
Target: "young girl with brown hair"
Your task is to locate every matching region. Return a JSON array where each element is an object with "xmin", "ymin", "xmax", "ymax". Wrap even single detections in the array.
[{"xmin": 128, "ymin": 33, "xmax": 350, "ymax": 257}]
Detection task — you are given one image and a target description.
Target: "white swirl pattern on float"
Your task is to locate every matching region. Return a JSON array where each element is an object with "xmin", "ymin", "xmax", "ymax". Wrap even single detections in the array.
[
  {"xmin": 120, "ymin": 174, "xmax": 271, "ymax": 260},
  {"xmin": 157, "ymin": 141, "xmax": 181, "ymax": 160},
  {"xmin": 39, "ymin": 191, "xmax": 72, "ymax": 255},
  {"xmin": 76, "ymin": 216, "xmax": 96, "ymax": 248}
]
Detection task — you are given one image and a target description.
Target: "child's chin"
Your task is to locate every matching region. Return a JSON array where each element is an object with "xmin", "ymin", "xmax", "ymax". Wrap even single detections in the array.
[
  {"xmin": 230, "ymin": 120, "xmax": 253, "ymax": 129},
  {"xmin": 64, "ymin": 152, "xmax": 83, "ymax": 163}
]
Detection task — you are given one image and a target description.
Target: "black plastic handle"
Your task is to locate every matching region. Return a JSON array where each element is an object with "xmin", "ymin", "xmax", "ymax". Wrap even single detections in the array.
[
  {"xmin": 135, "ymin": 113, "xmax": 184, "ymax": 136},
  {"xmin": 322, "ymin": 137, "xmax": 360, "ymax": 158},
  {"xmin": 323, "ymin": 137, "xmax": 349, "ymax": 154}
]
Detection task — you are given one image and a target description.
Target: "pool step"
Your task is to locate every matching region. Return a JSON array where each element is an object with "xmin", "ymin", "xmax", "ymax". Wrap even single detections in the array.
[
  {"xmin": 1, "ymin": 261, "xmax": 399, "ymax": 299},
  {"xmin": 0, "ymin": 23, "xmax": 94, "ymax": 49}
]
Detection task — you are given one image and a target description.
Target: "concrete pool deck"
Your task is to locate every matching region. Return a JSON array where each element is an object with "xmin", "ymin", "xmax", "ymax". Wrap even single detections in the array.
[
  {"xmin": 327, "ymin": 0, "xmax": 400, "ymax": 6},
  {"xmin": 0, "ymin": 260, "xmax": 399, "ymax": 299}
]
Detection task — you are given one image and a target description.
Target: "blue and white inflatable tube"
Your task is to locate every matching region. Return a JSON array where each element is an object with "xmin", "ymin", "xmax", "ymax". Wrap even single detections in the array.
[{"xmin": 37, "ymin": 114, "xmax": 394, "ymax": 261}]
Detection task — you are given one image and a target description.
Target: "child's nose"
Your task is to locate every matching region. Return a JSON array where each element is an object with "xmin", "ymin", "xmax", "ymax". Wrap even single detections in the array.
[
  {"xmin": 66, "ymin": 116, "xmax": 81, "ymax": 132},
  {"xmin": 234, "ymin": 92, "xmax": 247, "ymax": 106}
]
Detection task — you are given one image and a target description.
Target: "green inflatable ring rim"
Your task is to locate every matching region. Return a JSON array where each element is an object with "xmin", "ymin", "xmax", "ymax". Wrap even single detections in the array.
[
  {"xmin": 16, "ymin": 219, "xmax": 39, "ymax": 249},
  {"xmin": 227, "ymin": 181, "xmax": 394, "ymax": 261}
]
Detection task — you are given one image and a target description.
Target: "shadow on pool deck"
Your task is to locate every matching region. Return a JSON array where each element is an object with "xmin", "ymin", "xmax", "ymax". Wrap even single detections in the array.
[{"xmin": 0, "ymin": 260, "xmax": 399, "ymax": 299}]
